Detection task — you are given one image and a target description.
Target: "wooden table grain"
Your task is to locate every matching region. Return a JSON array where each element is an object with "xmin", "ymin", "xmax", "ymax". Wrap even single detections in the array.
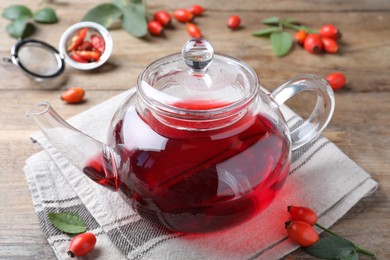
[{"xmin": 1, "ymin": 0, "xmax": 389, "ymax": 259}]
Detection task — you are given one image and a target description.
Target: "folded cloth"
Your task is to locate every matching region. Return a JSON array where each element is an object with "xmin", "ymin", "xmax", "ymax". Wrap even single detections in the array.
[{"xmin": 24, "ymin": 88, "xmax": 378, "ymax": 260}]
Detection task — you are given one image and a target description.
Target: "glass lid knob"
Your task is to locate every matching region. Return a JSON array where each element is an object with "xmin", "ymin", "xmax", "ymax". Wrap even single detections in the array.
[{"xmin": 182, "ymin": 38, "xmax": 214, "ymax": 71}]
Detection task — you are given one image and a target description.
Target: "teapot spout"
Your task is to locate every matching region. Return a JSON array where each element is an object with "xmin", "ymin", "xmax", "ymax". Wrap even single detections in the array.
[{"xmin": 26, "ymin": 102, "xmax": 120, "ymax": 190}]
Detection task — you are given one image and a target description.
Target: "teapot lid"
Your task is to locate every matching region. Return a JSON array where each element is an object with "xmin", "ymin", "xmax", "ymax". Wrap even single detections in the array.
[{"xmin": 138, "ymin": 38, "xmax": 259, "ymax": 111}]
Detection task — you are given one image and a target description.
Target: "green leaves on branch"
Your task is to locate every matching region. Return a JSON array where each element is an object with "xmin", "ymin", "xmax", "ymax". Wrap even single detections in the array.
[
  {"xmin": 2, "ymin": 5, "xmax": 58, "ymax": 38},
  {"xmin": 48, "ymin": 212, "xmax": 87, "ymax": 234},
  {"xmin": 252, "ymin": 16, "xmax": 317, "ymax": 57},
  {"xmin": 82, "ymin": 0, "xmax": 147, "ymax": 38}
]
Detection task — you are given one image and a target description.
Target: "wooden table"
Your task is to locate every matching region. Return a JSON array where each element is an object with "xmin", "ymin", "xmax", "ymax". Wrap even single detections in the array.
[{"xmin": 1, "ymin": 0, "xmax": 389, "ymax": 259}]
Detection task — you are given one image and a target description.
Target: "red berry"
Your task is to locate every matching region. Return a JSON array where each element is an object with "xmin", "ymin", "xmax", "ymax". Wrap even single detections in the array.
[
  {"xmin": 321, "ymin": 37, "xmax": 339, "ymax": 54},
  {"xmin": 153, "ymin": 10, "xmax": 171, "ymax": 27},
  {"xmin": 228, "ymin": 15, "xmax": 241, "ymax": 30},
  {"xmin": 91, "ymin": 35, "xmax": 105, "ymax": 53},
  {"xmin": 61, "ymin": 87, "xmax": 85, "ymax": 104},
  {"xmin": 294, "ymin": 30, "xmax": 307, "ymax": 46},
  {"xmin": 288, "ymin": 205, "xmax": 318, "ymax": 226},
  {"xmin": 325, "ymin": 72, "xmax": 346, "ymax": 90},
  {"xmin": 285, "ymin": 221, "xmax": 319, "ymax": 247},
  {"xmin": 320, "ymin": 24, "xmax": 341, "ymax": 40},
  {"xmin": 186, "ymin": 23, "xmax": 202, "ymax": 38},
  {"xmin": 304, "ymin": 34, "xmax": 323, "ymax": 54},
  {"xmin": 148, "ymin": 20, "xmax": 163, "ymax": 36},
  {"xmin": 67, "ymin": 233, "xmax": 96, "ymax": 257},
  {"xmin": 173, "ymin": 9, "xmax": 193, "ymax": 23},
  {"xmin": 188, "ymin": 5, "xmax": 205, "ymax": 16}
]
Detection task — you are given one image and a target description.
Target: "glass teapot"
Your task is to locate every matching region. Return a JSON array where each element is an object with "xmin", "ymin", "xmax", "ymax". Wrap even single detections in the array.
[{"xmin": 27, "ymin": 39, "xmax": 334, "ymax": 233}]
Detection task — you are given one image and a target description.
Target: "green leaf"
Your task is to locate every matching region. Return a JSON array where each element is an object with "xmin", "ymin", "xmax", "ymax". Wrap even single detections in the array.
[
  {"xmin": 261, "ymin": 16, "xmax": 280, "ymax": 25},
  {"xmin": 114, "ymin": 0, "xmax": 147, "ymax": 38},
  {"xmin": 2, "ymin": 5, "xmax": 32, "ymax": 20},
  {"xmin": 6, "ymin": 17, "xmax": 35, "ymax": 38},
  {"xmin": 305, "ymin": 236, "xmax": 356, "ymax": 259},
  {"xmin": 33, "ymin": 7, "xmax": 58, "ymax": 24},
  {"xmin": 340, "ymin": 251, "xmax": 359, "ymax": 260},
  {"xmin": 82, "ymin": 3, "xmax": 123, "ymax": 28},
  {"xmin": 48, "ymin": 212, "xmax": 87, "ymax": 234},
  {"xmin": 252, "ymin": 26, "xmax": 281, "ymax": 37},
  {"xmin": 270, "ymin": 31, "xmax": 293, "ymax": 57}
]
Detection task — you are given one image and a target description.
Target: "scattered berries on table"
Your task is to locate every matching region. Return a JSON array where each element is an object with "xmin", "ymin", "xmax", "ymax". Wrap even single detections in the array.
[
  {"xmin": 61, "ymin": 87, "xmax": 85, "ymax": 104},
  {"xmin": 148, "ymin": 20, "xmax": 164, "ymax": 36},
  {"xmin": 173, "ymin": 9, "xmax": 194, "ymax": 23},
  {"xmin": 228, "ymin": 15, "xmax": 241, "ymax": 30},
  {"xmin": 188, "ymin": 5, "xmax": 205, "ymax": 16},
  {"xmin": 186, "ymin": 23, "xmax": 202, "ymax": 38},
  {"xmin": 326, "ymin": 72, "xmax": 347, "ymax": 90},
  {"xmin": 153, "ymin": 10, "xmax": 172, "ymax": 27}
]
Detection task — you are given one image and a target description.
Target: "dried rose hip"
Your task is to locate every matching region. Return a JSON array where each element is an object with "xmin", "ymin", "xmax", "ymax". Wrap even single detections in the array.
[
  {"xmin": 67, "ymin": 28, "xmax": 88, "ymax": 52},
  {"xmin": 91, "ymin": 35, "xmax": 105, "ymax": 53}
]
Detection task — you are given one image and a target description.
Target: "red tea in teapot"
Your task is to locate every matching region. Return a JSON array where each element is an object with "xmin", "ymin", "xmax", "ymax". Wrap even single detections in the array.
[{"xmin": 84, "ymin": 101, "xmax": 290, "ymax": 233}]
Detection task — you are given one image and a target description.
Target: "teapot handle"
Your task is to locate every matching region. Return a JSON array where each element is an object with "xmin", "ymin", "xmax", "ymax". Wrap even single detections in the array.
[{"xmin": 270, "ymin": 74, "xmax": 335, "ymax": 151}]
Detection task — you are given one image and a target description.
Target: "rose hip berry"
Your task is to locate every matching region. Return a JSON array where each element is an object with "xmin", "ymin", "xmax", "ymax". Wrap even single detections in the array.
[
  {"xmin": 304, "ymin": 34, "xmax": 323, "ymax": 54},
  {"xmin": 228, "ymin": 15, "xmax": 241, "ymax": 30},
  {"xmin": 153, "ymin": 10, "xmax": 171, "ymax": 27},
  {"xmin": 285, "ymin": 220, "xmax": 319, "ymax": 247},
  {"xmin": 67, "ymin": 232, "xmax": 96, "ymax": 257},
  {"xmin": 288, "ymin": 205, "xmax": 318, "ymax": 226},
  {"xmin": 326, "ymin": 72, "xmax": 346, "ymax": 90},
  {"xmin": 321, "ymin": 37, "xmax": 339, "ymax": 54},
  {"xmin": 148, "ymin": 20, "xmax": 164, "ymax": 36},
  {"xmin": 188, "ymin": 5, "xmax": 205, "ymax": 16},
  {"xmin": 173, "ymin": 9, "xmax": 193, "ymax": 23},
  {"xmin": 186, "ymin": 23, "xmax": 201, "ymax": 38},
  {"xmin": 320, "ymin": 24, "xmax": 342, "ymax": 40},
  {"xmin": 294, "ymin": 30, "xmax": 308, "ymax": 46},
  {"xmin": 61, "ymin": 87, "xmax": 85, "ymax": 104}
]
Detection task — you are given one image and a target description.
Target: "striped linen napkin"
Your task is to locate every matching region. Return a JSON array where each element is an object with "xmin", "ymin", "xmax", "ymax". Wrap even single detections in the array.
[{"xmin": 24, "ymin": 89, "xmax": 377, "ymax": 260}]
